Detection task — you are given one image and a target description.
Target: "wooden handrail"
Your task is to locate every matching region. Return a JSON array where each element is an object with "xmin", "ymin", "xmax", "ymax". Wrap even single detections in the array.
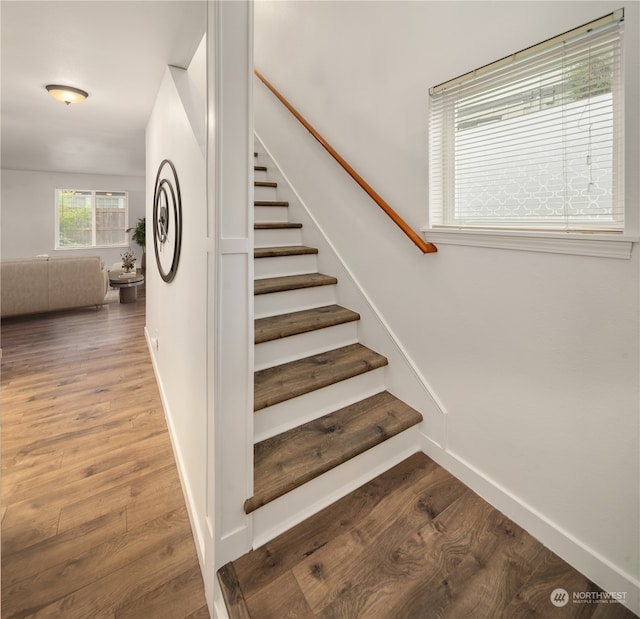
[{"xmin": 254, "ymin": 70, "xmax": 437, "ymax": 254}]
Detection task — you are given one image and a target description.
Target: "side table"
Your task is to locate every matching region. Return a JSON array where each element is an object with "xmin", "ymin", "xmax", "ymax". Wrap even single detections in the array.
[{"xmin": 109, "ymin": 273, "xmax": 145, "ymax": 303}]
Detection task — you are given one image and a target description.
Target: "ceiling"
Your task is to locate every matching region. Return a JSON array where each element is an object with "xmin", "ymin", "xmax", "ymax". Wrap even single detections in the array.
[{"xmin": 1, "ymin": 1, "xmax": 206, "ymax": 178}]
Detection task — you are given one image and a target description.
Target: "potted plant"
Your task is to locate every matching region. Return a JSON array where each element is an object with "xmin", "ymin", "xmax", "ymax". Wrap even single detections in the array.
[
  {"xmin": 126, "ymin": 217, "xmax": 146, "ymax": 272},
  {"xmin": 120, "ymin": 248, "xmax": 137, "ymax": 275}
]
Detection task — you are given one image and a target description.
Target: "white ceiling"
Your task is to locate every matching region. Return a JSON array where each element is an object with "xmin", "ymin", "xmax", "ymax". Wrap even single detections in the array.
[{"xmin": 1, "ymin": 0, "xmax": 206, "ymax": 178}]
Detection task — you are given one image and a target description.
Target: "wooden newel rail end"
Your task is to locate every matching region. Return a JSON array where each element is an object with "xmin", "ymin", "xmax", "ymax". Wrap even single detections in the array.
[{"xmin": 254, "ymin": 69, "xmax": 437, "ymax": 255}]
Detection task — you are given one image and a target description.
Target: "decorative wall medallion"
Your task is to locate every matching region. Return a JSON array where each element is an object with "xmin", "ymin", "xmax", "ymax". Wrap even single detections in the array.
[{"xmin": 153, "ymin": 159, "xmax": 182, "ymax": 283}]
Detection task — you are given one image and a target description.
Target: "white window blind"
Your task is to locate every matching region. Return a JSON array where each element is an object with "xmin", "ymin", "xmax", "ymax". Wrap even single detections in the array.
[{"xmin": 429, "ymin": 11, "xmax": 624, "ymax": 233}]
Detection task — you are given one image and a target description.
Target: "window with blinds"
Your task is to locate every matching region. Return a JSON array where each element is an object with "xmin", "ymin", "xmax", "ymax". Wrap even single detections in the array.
[{"xmin": 429, "ymin": 10, "xmax": 624, "ymax": 233}]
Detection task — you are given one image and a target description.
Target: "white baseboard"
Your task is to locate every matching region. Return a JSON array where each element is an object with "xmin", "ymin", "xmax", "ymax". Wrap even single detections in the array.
[
  {"xmin": 418, "ymin": 433, "xmax": 640, "ymax": 617},
  {"xmin": 144, "ymin": 327, "xmax": 209, "ymax": 578},
  {"xmin": 213, "ymin": 578, "xmax": 231, "ymax": 619}
]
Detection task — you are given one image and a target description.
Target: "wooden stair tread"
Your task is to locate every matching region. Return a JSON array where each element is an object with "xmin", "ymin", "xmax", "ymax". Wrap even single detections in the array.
[
  {"xmin": 255, "ymin": 304, "xmax": 360, "ymax": 344},
  {"xmin": 255, "ymin": 200, "xmax": 289, "ymax": 207},
  {"xmin": 254, "ymin": 343, "xmax": 388, "ymax": 411},
  {"xmin": 254, "ymin": 165, "xmax": 267, "ymax": 172},
  {"xmin": 254, "ymin": 273, "xmax": 337, "ymax": 296},
  {"xmin": 255, "ymin": 181, "xmax": 277, "ymax": 188},
  {"xmin": 254, "ymin": 245, "xmax": 318, "ymax": 259},
  {"xmin": 254, "ymin": 222, "xmax": 302, "ymax": 230},
  {"xmin": 244, "ymin": 391, "xmax": 423, "ymax": 513}
]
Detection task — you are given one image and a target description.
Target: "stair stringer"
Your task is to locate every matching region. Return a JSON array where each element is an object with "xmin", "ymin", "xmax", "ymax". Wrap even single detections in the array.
[{"xmin": 254, "ymin": 134, "xmax": 447, "ymax": 449}]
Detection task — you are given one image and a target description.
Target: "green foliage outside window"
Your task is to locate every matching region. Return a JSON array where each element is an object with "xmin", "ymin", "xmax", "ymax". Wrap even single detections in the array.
[{"xmin": 58, "ymin": 190, "xmax": 92, "ymax": 247}]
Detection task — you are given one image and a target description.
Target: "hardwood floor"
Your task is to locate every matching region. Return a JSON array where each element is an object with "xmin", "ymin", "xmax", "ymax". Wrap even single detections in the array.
[
  {"xmin": 1, "ymin": 286, "xmax": 209, "ymax": 618},
  {"xmin": 220, "ymin": 453, "xmax": 637, "ymax": 619},
  {"xmin": 5, "ymin": 284, "xmax": 636, "ymax": 619}
]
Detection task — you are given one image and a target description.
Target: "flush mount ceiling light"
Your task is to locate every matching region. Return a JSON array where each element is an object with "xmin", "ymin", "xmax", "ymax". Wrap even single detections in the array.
[{"xmin": 45, "ymin": 84, "xmax": 88, "ymax": 105}]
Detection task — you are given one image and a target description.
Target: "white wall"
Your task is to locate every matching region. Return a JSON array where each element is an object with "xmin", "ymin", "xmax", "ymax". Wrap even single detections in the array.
[
  {"xmin": 145, "ymin": 36, "xmax": 209, "ymax": 573},
  {"xmin": 255, "ymin": 0, "xmax": 639, "ymax": 612},
  {"xmin": 0, "ymin": 169, "xmax": 145, "ymax": 265},
  {"xmin": 146, "ymin": 6, "xmax": 253, "ymax": 615}
]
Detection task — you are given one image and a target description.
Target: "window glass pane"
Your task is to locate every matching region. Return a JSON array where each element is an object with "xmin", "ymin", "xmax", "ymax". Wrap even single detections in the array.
[
  {"xmin": 56, "ymin": 189, "xmax": 129, "ymax": 249},
  {"xmin": 58, "ymin": 190, "xmax": 92, "ymax": 247},
  {"xmin": 454, "ymin": 94, "xmax": 615, "ymax": 227},
  {"xmin": 96, "ymin": 191, "xmax": 127, "ymax": 246}
]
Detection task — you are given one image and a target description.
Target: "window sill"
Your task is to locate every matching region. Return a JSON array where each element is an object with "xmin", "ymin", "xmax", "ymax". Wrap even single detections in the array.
[
  {"xmin": 420, "ymin": 228, "xmax": 638, "ymax": 259},
  {"xmin": 55, "ymin": 244, "xmax": 130, "ymax": 251}
]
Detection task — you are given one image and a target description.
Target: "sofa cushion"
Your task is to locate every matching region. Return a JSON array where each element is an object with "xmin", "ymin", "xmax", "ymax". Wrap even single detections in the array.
[
  {"xmin": 1, "ymin": 259, "xmax": 50, "ymax": 316},
  {"xmin": 1, "ymin": 255, "xmax": 108, "ymax": 317},
  {"xmin": 48, "ymin": 256, "xmax": 107, "ymax": 311}
]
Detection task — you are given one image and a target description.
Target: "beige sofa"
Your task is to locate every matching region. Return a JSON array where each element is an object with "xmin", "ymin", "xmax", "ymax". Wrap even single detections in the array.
[{"xmin": 1, "ymin": 255, "xmax": 109, "ymax": 318}]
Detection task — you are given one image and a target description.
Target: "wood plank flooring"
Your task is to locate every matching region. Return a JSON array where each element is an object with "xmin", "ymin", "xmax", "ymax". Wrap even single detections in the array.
[
  {"xmin": 1, "ymin": 285, "xmax": 209, "ymax": 618},
  {"xmin": 221, "ymin": 453, "xmax": 637, "ymax": 619}
]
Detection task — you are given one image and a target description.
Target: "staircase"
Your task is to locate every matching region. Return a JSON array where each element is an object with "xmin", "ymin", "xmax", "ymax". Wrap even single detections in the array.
[{"xmin": 246, "ymin": 150, "xmax": 424, "ymax": 541}]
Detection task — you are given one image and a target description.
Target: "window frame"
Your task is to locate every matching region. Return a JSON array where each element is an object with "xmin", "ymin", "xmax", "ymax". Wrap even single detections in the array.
[{"xmin": 55, "ymin": 189, "xmax": 130, "ymax": 250}]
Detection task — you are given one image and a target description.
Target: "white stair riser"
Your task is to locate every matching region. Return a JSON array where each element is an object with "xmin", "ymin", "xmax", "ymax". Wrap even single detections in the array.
[
  {"xmin": 254, "ymin": 168, "xmax": 268, "ymax": 181},
  {"xmin": 254, "ymin": 367, "xmax": 386, "ymax": 442},
  {"xmin": 255, "ymin": 185, "xmax": 278, "ymax": 201},
  {"xmin": 254, "ymin": 321, "xmax": 359, "ymax": 371},
  {"xmin": 254, "ymin": 206, "xmax": 289, "ymax": 222},
  {"xmin": 251, "ymin": 429, "xmax": 421, "ymax": 548},
  {"xmin": 255, "ymin": 228, "xmax": 302, "ymax": 248},
  {"xmin": 254, "ymin": 284, "xmax": 336, "ymax": 319},
  {"xmin": 254, "ymin": 254, "xmax": 318, "ymax": 279}
]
